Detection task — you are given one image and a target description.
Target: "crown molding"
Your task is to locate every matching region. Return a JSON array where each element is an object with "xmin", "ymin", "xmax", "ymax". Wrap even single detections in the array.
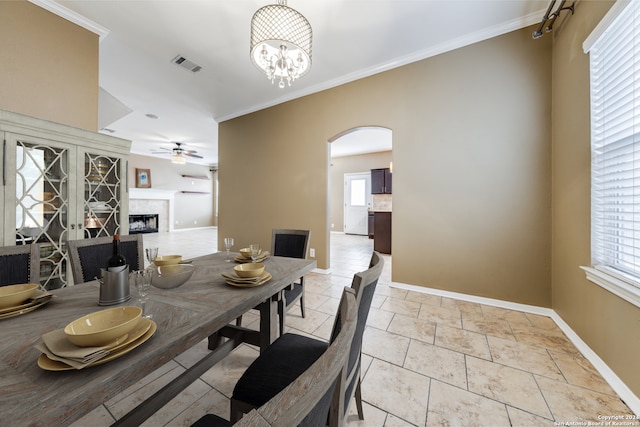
[
  {"xmin": 216, "ymin": 9, "xmax": 545, "ymax": 122},
  {"xmin": 28, "ymin": 0, "xmax": 110, "ymax": 40}
]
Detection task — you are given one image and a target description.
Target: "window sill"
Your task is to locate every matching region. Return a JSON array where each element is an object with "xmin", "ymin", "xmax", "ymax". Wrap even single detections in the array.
[{"xmin": 580, "ymin": 266, "xmax": 640, "ymax": 309}]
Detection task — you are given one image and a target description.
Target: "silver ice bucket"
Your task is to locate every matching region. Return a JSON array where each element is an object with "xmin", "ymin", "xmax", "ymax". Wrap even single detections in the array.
[{"xmin": 98, "ymin": 266, "xmax": 131, "ymax": 306}]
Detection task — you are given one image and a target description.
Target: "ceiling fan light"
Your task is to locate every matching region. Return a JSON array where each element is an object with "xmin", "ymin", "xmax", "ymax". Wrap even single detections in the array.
[{"xmin": 172, "ymin": 153, "xmax": 187, "ymax": 164}]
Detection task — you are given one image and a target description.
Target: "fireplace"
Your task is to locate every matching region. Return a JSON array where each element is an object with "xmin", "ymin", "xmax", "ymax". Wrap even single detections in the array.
[{"xmin": 129, "ymin": 214, "xmax": 159, "ymax": 234}]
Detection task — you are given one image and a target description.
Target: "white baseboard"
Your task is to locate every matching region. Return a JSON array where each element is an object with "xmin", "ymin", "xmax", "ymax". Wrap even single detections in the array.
[{"xmin": 389, "ymin": 281, "xmax": 640, "ymax": 415}]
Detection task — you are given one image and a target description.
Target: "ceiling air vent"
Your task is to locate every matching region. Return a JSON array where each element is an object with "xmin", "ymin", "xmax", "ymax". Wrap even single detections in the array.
[{"xmin": 171, "ymin": 55, "xmax": 202, "ymax": 73}]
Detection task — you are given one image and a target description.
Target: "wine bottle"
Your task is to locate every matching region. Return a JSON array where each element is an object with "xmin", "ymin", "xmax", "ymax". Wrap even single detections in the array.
[{"xmin": 107, "ymin": 234, "xmax": 127, "ymax": 272}]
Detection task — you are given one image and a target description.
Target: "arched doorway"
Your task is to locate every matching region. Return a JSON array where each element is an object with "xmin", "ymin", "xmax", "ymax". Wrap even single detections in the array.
[{"xmin": 328, "ymin": 126, "xmax": 392, "ymax": 269}]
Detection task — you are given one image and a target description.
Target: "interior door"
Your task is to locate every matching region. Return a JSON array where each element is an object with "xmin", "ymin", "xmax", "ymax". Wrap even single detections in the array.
[{"xmin": 344, "ymin": 172, "xmax": 371, "ymax": 235}]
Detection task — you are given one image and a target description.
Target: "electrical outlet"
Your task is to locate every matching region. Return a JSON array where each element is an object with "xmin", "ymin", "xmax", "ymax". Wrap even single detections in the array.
[{"xmin": 310, "ymin": 248, "xmax": 315, "ymax": 257}]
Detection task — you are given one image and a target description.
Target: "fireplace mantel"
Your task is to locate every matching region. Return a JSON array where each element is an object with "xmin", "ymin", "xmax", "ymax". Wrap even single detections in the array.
[{"xmin": 128, "ymin": 188, "xmax": 177, "ymax": 232}]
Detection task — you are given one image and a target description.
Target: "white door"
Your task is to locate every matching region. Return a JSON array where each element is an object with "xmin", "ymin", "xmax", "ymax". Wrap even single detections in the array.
[{"xmin": 344, "ymin": 172, "xmax": 371, "ymax": 235}]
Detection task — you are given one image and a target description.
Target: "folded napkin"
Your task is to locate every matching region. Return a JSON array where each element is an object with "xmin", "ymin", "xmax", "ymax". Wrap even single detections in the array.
[
  {"xmin": 221, "ymin": 271, "xmax": 265, "ymax": 283},
  {"xmin": 236, "ymin": 251, "xmax": 270, "ymax": 261},
  {"xmin": 36, "ymin": 328, "xmax": 125, "ymax": 369}
]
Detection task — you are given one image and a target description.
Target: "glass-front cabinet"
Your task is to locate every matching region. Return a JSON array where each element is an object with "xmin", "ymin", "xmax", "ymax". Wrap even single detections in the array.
[{"xmin": 0, "ymin": 110, "xmax": 130, "ymax": 289}]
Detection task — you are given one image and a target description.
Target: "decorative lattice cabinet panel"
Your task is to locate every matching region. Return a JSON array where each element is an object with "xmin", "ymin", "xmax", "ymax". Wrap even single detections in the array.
[{"xmin": 0, "ymin": 110, "xmax": 131, "ymax": 289}]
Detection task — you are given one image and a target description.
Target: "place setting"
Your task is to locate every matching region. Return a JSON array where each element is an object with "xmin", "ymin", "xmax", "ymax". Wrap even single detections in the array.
[
  {"xmin": 0, "ymin": 283, "xmax": 54, "ymax": 320},
  {"xmin": 234, "ymin": 243, "xmax": 269, "ymax": 263},
  {"xmin": 222, "ymin": 243, "xmax": 271, "ymax": 287},
  {"xmin": 34, "ymin": 305, "xmax": 157, "ymax": 371}
]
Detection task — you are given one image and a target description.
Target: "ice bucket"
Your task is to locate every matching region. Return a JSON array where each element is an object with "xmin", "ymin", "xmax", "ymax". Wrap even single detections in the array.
[{"xmin": 98, "ymin": 266, "xmax": 131, "ymax": 306}]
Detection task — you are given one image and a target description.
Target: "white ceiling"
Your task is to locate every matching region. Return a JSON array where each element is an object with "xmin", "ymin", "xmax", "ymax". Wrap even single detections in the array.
[{"xmin": 35, "ymin": 0, "xmax": 550, "ymax": 166}]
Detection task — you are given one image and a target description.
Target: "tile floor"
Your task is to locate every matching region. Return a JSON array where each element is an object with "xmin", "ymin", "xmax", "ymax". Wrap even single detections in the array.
[{"xmin": 70, "ymin": 228, "xmax": 636, "ymax": 427}]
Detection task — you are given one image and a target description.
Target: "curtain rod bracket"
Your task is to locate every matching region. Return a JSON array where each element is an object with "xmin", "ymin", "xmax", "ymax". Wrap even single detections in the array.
[{"xmin": 532, "ymin": 0, "xmax": 575, "ymax": 39}]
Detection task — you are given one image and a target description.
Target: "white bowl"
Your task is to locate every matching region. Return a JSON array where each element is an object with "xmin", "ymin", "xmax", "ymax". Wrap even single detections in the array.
[
  {"xmin": 151, "ymin": 264, "xmax": 195, "ymax": 289},
  {"xmin": 64, "ymin": 306, "xmax": 142, "ymax": 347},
  {"xmin": 0, "ymin": 283, "xmax": 39, "ymax": 309}
]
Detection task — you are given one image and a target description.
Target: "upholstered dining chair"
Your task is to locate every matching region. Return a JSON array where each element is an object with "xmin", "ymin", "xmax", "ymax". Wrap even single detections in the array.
[
  {"xmin": 0, "ymin": 244, "xmax": 40, "ymax": 287},
  {"xmin": 67, "ymin": 234, "xmax": 144, "ymax": 284},
  {"xmin": 192, "ymin": 287, "xmax": 357, "ymax": 427},
  {"xmin": 234, "ymin": 229, "xmax": 311, "ymax": 331},
  {"xmin": 230, "ymin": 252, "xmax": 383, "ymax": 423},
  {"xmin": 271, "ymin": 228, "xmax": 311, "ymax": 335}
]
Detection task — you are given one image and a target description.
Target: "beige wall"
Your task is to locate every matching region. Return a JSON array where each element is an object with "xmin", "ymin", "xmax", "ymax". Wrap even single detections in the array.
[
  {"xmin": 219, "ymin": 26, "xmax": 553, "ymax": 307},
  {"xmin": 128, "ymin": 154, "xmax": 216, "ymax": 229},
  {"xmin": 552, "ymin": 0, "xmax": 640, "ymax": 396},
  {"xmin": 0, "ymin": 0, "xmax": 98, "ymax": 131},
  {"xmin": 330, "ymin": 151, "xmax": 393, "ymax": 232}
]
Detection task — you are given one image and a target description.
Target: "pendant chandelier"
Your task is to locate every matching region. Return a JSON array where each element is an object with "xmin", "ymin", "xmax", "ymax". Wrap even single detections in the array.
[{"xmin": 250, "ymin": 0, "xmax": 312, "ymax": 88}]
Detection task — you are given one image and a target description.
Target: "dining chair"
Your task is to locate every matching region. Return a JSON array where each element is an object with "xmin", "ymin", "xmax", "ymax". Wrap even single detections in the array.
[
  {"xmin": 0, "ymin": 244, "xmax": 40, "ymax": 287},
  {"xmin": 271, "ymin": 228, "xmax": 311, "ymax": 335},
  {"xmin": 230, "ymin": 252, "xmax": 383, "ymax": 423},
  {"xmin": 234, "ymin": 229, "xmax": 311, "ymax": 332},
  {"xmin": 194, "ymin": 287, "xmax": 357, "ymax": 427},
  {"xmin": 67, "ymin": 234, "xmax": 144, "ymax": 284}
]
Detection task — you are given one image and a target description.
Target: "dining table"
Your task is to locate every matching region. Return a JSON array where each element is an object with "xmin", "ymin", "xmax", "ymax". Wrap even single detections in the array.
[{"xmin": 0, "ymin": 251, "xmax": 316, "ymax": 427}]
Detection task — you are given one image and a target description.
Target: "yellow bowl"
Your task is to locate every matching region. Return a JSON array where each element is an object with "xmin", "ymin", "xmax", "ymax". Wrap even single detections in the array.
[
  {"xmin": 154, "ymin": 255, "xmax": 182, "ymax": 266},
  {"xmin": 0, "ymin": 283, "xmax": 39, "ymax": 309},
  {"xmin": 64, "ymin": 306, "xmax": 142, "ymax": 347},
  {"xmin": 234, "ymin": 263, "xmax": 265, "ymax": 278},
  {"xmin": 151, "ymin": 264, "xmax": 195, "ymax": 289},
  {"xmin": 239, "ymin": 248, "xmax": 262, "ymax": 259}
]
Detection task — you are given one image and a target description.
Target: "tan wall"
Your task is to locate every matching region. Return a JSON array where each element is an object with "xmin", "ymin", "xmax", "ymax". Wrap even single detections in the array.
[
  {"xmin": 128, "ymin": 154, "xmax": 216, "ymax": 229},
  {"xmin": 0, "ymin": 0, "xmax": 98, "ymax": 131},
  {"xmin": 219, "ymin": 26, "xmax": 553, "ymax": 307},
  {"xmin": 552, "ymin": 0, "xmax": 640, "ymax": 396},
  {"xmin": 330, "ymin": 151, "xmax": 393, "ymax": 232}
]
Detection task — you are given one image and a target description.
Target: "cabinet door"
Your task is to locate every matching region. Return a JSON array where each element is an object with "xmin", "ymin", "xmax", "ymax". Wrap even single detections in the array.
[
  {"xmin": 385, "ymin": 168, "xmax": 392, "ymax": 194},
  {"xmin": 79, "ymin": 149, "xmax": 128, "ymax": 239},
  {"xmin": 4, "ymin": 133, "xmax": 79, "ymax": 289},
  {"xmin": 371, "ymin": 169, "xmax": 386, "ymax": 194}
]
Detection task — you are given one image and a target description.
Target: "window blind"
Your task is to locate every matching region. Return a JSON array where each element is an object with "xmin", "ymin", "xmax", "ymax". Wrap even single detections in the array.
[{"xmin": 590, "ymin": 0, "xmax": 640, "ymax": 285}]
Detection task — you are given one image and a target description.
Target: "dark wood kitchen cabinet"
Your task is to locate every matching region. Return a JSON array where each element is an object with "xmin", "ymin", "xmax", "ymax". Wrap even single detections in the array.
[
  {"xmin": 371, "ymin": 168, "xmax": 392, "ymax": 194},
  {"xmin": 368, "ymin": 212, "xmax": 374, "ymax": 239},
  {"xmin": 373, "ymin": 211, "xmax": 391, "ymax": 254}
]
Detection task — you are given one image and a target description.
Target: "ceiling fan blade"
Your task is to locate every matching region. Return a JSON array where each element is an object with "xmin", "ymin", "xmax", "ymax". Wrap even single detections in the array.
[
  {"xmin": 184, "ymin": 149, "xmax": 198, "ymax": 154},
  {"xmin": 185, "ymin": 153, "xmax": 203, "ymax": 159},
  {"xmin": 151, "ymin": 151, "xmax": 169, "ymax": 154}
]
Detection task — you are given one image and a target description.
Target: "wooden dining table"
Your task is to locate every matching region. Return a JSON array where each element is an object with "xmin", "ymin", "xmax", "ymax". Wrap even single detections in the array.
[{"xmin": 0, "ymin": 252, "xmax": 316, "ymax": 426}]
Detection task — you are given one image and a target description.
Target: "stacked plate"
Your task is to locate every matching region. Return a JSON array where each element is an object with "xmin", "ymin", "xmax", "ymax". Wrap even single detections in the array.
[
  {"xmin": 221, "ymin": 271, "xmax": 272, "ymax": 288},
  {"xmin": 0, "ymin": 288, "xmax": 54, "ymax": 320},
  {"xmin": 234, "ymin": 251, "xmax": 269, "ymax": 263},
  {"xmin": 36, "ymin": 317, "xmax": 157, "ymax": 371}
]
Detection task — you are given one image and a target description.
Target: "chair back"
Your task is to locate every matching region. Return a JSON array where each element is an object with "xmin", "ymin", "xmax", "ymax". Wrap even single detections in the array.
[
  {"xmin": 343, "ymin": 251, "xmax": 383, "ymax": 412},
  {"xmin": 238, "ymin": 287, "xmax": 357, "ymax": 427},
  {"xmin": 271, "ymin": 229, "xmax": 310, "ymax": 259},
  {"xmin": 0, "ymin": 244, "xmax": 40, "ymax": 287},
  {"xmin": 67, "ymin": 235, "xmax": 143, "ymax": 284}
]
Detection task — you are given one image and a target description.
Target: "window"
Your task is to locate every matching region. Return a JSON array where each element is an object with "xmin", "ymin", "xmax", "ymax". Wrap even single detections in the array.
[
  {"xmin": 583, "ymin": 0, "xmax": 640, "ymax": 307},
  {"xmin": 350, "ymin": 179, "xmax": 366, "ymax": 207}
]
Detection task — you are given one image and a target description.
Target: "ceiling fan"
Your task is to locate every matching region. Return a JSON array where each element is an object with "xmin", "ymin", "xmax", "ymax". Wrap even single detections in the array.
[{"xmin": 151, "ymin": 142, "xmax": 203, "ymax": 164}]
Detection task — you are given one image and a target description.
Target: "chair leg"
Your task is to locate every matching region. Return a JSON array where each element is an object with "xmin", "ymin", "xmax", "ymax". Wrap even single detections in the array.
[
  {"xmin": 235, "ymin": 315, "xmax": 243, "ymax": 326},
  {"xmin": 230, "ymin": 398, "xmax": 242, "ymax": 424},
  {"xmin": 355, "ymin": 377, "xmax": 364, "ymax": 420},
  {"xmin": 278, "ymin": 299, "xmax": 285, "ymax": 336},
  {"xmin": 300, "ymin": 277, "xmax": 306, "ymax": 318},
  {"xmin": 230, "ymin": 397, "xmax": 257, "ymax": 424}
]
